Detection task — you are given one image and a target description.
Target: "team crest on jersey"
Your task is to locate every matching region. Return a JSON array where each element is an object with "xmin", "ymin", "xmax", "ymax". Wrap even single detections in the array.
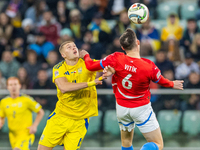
[
  {"xmin": 18, "ymin": 102, "xmax": 22, "ymax": 108},
  {"xmin": 55, "ymin": 71, "xmax": 59, "ymax": 77},
  {"xmin": 78, "ymin": 67, "xmax": 82, "ymax": 74}
]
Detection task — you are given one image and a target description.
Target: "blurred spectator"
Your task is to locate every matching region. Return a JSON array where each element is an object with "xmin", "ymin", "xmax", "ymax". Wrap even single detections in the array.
[
  {"xmin": 163, "ymin": 69, "xmax": 175, "ymax": 81},
  {"xmin": 180, "ymin": 18, "xmax": 199, "ymax": 53},
  {"xmin": 80, "ymin": 30, "xmax": 105, "ymax": 59},
  {"xmin": 196, "ymin": 0, "xmax": 200, "ymax": 20},
  {"xmin": 185, "ymin": 72, "xmax": 200, "ymax": 89},
  {"xmin": 39, "ymin": 11, "xmax": 60, "ymax": 45},
  {"xmin": 155, "ymin": 50, "xmax": 174, "ymax": 74},
  {"xmin": 29, "ymin": 32, "xmax": 55, "ymax": 60},
  {"xmin": 142, "ymin": 0, "xmax": 157, "ymax": 19},
  {"xmin": 190, "ymin": 33, "xmax": 200, "ymax": 62},
  {"xmin": 33, "ymin": 69, "xmax": 55, "ymax": 89},
  {"xmin": 25, "ymin": 0, "xmax": 48, "ymax": 25},
  {"xmin": 69, "ymin": 9, "xmax": 86, "ymax": 40},
  {"xmin": 11, "ymin": 36, "xmax": 26, "ymax": 63},
  {"xmin": 161, "ymin": 14, "xmax": 183, "ymax": 61},
  {"xmin": 0, "ymin": 12, "xmax": 13, "ymax": 50},
  {"xmin": 159, "ymin": 95, "xmax": 180, "ymax": 111},
  {"xmin": 0, "ymin": 50, "xmax": 20, "ymax": 79},
  {"xmin": 78, "ymin": 0, "xmax": 95, "ymax": 26},
  {"xmin": 181, "ymin": 94, "xmax": 200, "ymax": 111},
  {"xmin": 55, "ymin": 0, "xmax": 70, "ymax": 28},
  {"xmin": 112, "ymin": 10, "xmax": 135, "ymax": 38},
  {"xmin": 106, "ymin": 36, "xmax": 124, "ymax": 54},
  {"xmin": 33, "ymin": 69, "xmax": 56, "ymax": 110},
  {"xmin": 23, "ymin": 50, "xmax": 42, "ymax": 82},
  {"xmin": 94, "ymin": 0, "xmax": 112, "ymax": 19},
  {"xmin": 109, "ymin": 0, "xmax": 129, "ymax": 16},
  {"xmin": 0, "ymin": 70, "xmax": 6, "ymax": 89},
  {"xmin": 136, "ymin": 19, "xmax": 160, "ymax": 56},
  {"xmin": 66, "ymin": 0, "xmax": 77, "ymax": 10},
  {"xmin": 88, "ymin": 12, "xmax": 111, "ymax": 43},
  {"xmin": 5, "ymin": 0, "xmax": 22, "ymax": 18},
  {"xmin": 175, "ymin": 53, "xmax": 200, "ymax": 80},
  {"xmin": 17, "ymin": 67, "xmax": 32, "ymax": 89},
  {"xmin": 45, "ymin": 51, "xmax": 59, "ymax": 78}
]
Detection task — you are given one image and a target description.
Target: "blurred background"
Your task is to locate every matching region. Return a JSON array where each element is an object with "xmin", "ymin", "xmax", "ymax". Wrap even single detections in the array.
[{"xmin": 0, "ymin": 0, "xmax": 200, "ymax": 149}]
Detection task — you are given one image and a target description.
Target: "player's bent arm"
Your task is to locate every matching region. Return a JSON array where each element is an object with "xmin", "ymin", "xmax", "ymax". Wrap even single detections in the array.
[
  {"xmin": 55, "ymin": 77, "xmax": 103, "ymax": 93},
  {"xmin": 0, "ymin": 117, "xmax": 5, "ymax": 129},
  {"xmin": 84, "ymin": 54, "xmax": 103, "ymax": 71}
]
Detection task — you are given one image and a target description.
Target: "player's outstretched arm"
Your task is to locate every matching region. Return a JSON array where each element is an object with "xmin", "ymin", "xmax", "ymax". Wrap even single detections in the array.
[
  {"xmin": 173, "ymin": 80, "xmax": 184, "ymax": 90},
  {"xmin": 0, "ymin": 117, "xmax": 5, "ymax": 129},
  {"xmin": 28, "ymin": 109, "xmax": 44, "ymax": 134},
  {"xmin": 55, "ymin": 76, "xmax": 104, "ymax": 93},
  {"xmin": 80, "ymin": 50, "xmax": 103, "ymax": 71}
]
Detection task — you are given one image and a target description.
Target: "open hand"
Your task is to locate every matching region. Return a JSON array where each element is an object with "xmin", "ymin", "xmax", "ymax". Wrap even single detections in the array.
[
  {"xmin": 173, "ymin": 80, "xmax": 184, "ymax": 90},
  {"xmin": 103, "ymin": 65, "xmax": 115, "ymax": 77}
]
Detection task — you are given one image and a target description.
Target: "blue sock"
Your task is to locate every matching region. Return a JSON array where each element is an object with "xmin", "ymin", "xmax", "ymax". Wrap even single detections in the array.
[
  {"xmin": 140, "ymin": 142, "xmax": 159, "ymax": 150},
  {"xmin": 121, "ymin": 145, "xmax": 133, "ymax": 150}
]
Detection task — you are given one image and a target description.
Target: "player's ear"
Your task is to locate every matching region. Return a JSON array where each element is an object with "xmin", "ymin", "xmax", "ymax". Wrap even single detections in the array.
[
  {"xmin": 136, "ymin": 39, "xmax": 140, "ymax": 45},
  {"xmin": 121, "ymin": 46, "xmax": 125, "ymax": 51}
]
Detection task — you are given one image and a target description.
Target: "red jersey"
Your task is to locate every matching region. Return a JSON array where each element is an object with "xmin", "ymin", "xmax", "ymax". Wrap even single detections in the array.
[{"xmin": 84, "ymin": 52, "xmax": 174, "ymax": 108}]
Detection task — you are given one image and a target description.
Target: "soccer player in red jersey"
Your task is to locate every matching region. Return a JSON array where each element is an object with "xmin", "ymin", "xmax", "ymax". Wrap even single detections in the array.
[{"xmin": 80, "ymin": 28, "xmax": 184, "ymax": 150}]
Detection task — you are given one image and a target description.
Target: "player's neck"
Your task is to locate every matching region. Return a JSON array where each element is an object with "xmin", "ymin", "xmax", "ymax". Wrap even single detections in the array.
[
  {"xmin": 65, "ymin": 58, "xmax": 79, "ymax": 66},
  {"xmin": 10, "ymin": 93, "xmax": 20, "ymax": 99},
  {"xmin": 126, "ymin": 50, "xmax": 140, "ymax": 58}
]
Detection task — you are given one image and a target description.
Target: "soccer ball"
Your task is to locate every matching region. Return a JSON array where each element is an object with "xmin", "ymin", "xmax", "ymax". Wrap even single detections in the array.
[{"xmin": 128, "ymin": 3, "xmax": 149, "ymax": 24}]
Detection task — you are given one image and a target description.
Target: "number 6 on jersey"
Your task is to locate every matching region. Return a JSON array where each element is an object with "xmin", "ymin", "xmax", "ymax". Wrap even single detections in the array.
[{"xmin": 122, "ymin": 74, "xmax": 132, "ymax": 89}]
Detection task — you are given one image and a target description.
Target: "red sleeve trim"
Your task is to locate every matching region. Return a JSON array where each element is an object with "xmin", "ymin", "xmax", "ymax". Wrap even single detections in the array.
[
  {"xmin": 84, "ymin": 54, "xmax": 103, "ymax": 71},
  {"xmin": 157, "ymin": 75, "xmax": 174, "ymax": 88}
]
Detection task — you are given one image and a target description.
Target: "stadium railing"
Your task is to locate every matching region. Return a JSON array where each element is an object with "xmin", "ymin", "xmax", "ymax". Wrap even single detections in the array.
[{"xmin": 0, "ymin": 89, "xmax": 200, "ymax": 95}]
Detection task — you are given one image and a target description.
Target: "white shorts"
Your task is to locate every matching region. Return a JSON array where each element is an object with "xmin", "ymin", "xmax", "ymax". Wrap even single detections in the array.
[{"xmin": 116, "ymin": 102, "xmax": 159, "ymax": 133}]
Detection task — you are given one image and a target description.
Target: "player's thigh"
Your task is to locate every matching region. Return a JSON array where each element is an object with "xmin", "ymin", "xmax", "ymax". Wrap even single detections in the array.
[
  {"xmin": 132, "ymin": 103, "xmax": 159, "ymax": 134},
  {"xmin": 142, "ymin": 127, "xmax": 163, "ymax": 148},
  {"xmin": 14, "ymin": 134, "xmax": 35, "ymax": 150},
  {"xmin": 63, "ymin": 118, "xmax": 88, "ymax": 150},
  {"xmin": 39, "ymin": 112, "xmax": 68, "ymax": 148},
  {"xmin": 116, "ymin": 103, "xmax": 135, "ymax": 132}
]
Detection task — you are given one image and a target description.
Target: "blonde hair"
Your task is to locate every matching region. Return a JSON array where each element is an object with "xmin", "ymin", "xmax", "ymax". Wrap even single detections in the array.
[
  {"xmin": 7, "ymin": 77, "xmax": 21, "ymax": 85},
  {"xmin": 59, "ymin": 41, "xmax": 74, "ymax": 53},
  {"xmin": 190, "ymin": 33, "xmax": 200, "ymax": 54}
]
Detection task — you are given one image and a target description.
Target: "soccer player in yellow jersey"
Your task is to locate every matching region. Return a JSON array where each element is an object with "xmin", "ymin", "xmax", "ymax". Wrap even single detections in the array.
[
  {"xmin": 0, "ymin": 77, "xmax": 44, "ymax": 150},
  {"xmin": 38, "ymin": 41, "xmax": 104, "ymax": 150}
]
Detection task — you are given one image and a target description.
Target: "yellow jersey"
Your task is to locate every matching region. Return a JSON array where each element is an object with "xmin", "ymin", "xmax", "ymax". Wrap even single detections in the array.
[
  {"xmin": 52, "ymin": 58, "xmax": 98, "ymax": 119},
  {"xmin": 0, "ymin": 94, "xmax": 42, "ymax": 133}
]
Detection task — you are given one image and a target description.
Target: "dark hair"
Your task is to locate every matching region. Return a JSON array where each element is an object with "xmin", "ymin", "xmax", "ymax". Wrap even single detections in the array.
[
  {"xmin": 187, "ymin": 18, "xmax": 196, "ymax": 23},
  {"xmin": 119, "ymin": 28, "xmax": 137, "ymax": 50}
]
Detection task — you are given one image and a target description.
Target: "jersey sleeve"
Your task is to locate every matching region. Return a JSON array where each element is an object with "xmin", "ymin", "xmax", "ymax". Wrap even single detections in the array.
[
  {"xmin": 26, "ymin": 96, "xmax": 42, "ymax": 113},
  {"xmin": 84, "ymin": 53, "xmax": 116, "ymax": 71},
  {"xmin": 151, "ymin": 62, "xmax": 174, "ymax": 88},
  {"xmin": 100, "ymin": 53, "xmax": 116, "ymax": 69},
  {"xmin": 52, "ymin": 62, "xmax": 66, "ymax": 83},
  {"xmin": 0, "ymin": 100, "xmax": 5, "ymax": 118},
  {"xmin": 151, "ymin": 63, "xmax": 162, "ymax": 83}
]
